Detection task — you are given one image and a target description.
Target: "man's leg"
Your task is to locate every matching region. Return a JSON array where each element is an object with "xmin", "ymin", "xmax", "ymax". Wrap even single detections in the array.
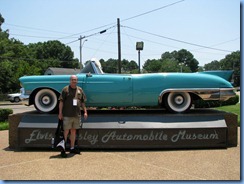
[
  {"xmin": 64, "ymin": 129, "xmax": 70, "ymax": 143},
  {"xmin": 70, "ymin": 128, "xmax": 80, "ymax": 154},
  {"xmin": 70, "ymin": 128, "xmax": 76, "ymax": 148},
  {"xmin": 60, "ymin": 129, "xmax": 69, "ymax": 158}
]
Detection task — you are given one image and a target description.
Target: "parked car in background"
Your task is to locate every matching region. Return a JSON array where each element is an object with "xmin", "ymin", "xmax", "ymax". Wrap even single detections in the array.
[
  {"xmin": 7, "ymin": 88, "xmax": 29, "ymax": 103},
  {"xmin": 19, "ymin": 60, "xmax": 236, "ymax": 113}
]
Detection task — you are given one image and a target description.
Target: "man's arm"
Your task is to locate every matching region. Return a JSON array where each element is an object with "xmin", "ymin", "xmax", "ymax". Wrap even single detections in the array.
[
  {"xmin": 58, "ymin": 100, "xmax": 63, "ymax": 120},
  {"xmin": 81, "ymin": 102, "xmax": 88, "ymax": 120}
]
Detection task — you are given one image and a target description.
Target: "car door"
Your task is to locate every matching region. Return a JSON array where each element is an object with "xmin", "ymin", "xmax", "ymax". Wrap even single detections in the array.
[{"xmin": 82, "ymin": 74, "xmax": 133, "ymax": 106}]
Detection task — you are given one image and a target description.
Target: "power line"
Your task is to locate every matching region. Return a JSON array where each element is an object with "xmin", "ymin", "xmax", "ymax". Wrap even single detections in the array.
[
  {"xmin": 9, "ymin": 33, "xmax": 76, "ymax": 40},
  {"xmin": 190, "ymin": 38, "xmax": 240, "ymax": 52},
  {"xmin": 58, "ymin": 0, "xmax": 185, "ymax": 40},
  {"xmin": 4, "ymin": 0, "xmax": 186, "ymax": 43},
  {"xmin": 123, "ymin": 25, "xmax": 234, "ymax": 53},
  {"xmin": 65, "ymin": 25, "xmax": 116, "ymax": 45},
  {"xmin": 5, "ymin": 23, "xmax": 73, "ymax": 35},
  {"xmin": 58, "ymin": 23, "xmax": 117, "ymax": 40},
  {"xmin": 121, "ymin": 0, "xmax": 185, "ymax": 22}
]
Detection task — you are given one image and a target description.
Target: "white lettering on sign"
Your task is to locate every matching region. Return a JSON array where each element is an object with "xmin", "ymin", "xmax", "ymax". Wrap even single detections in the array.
[
  {"xmin": 171, "ymin": 130, "xmax": 219, "ymax": 143},
  {"xmin": 78, "ymin": 131, "xmax": 98, "ymax": 145},
  {"xmin": 25, "ymin": 129, "xmax": 53, "ymax": 144},
  {"xmin": 23, "ymin": 129, "xmax": 220, "ymax": 145},
  {"xmin": 101, "ymin": 130, "xmax": 168, "ymax": 143}
]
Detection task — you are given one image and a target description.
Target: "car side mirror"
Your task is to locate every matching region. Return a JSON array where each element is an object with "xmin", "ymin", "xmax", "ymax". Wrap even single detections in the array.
[{"xmin": 86, "ymin": 72, "xmax": 92, "ymax": 77}]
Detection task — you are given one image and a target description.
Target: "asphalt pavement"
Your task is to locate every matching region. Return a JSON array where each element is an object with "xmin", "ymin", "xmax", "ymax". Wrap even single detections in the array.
[{"xmin": 0, "ymin": 128, "xmax": 240, "ymax": 180}]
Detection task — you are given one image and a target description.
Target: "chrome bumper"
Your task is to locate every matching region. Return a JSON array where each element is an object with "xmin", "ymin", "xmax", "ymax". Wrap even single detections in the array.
[{"xmin": 219, "ymin": 88, "xmax": 236, "ymax": 101}]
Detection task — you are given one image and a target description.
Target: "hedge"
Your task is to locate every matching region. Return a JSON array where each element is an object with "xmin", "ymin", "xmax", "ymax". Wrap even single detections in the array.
[{"xmin": 0, "ymin": 108, "xmax": 13, "ymax": 121}]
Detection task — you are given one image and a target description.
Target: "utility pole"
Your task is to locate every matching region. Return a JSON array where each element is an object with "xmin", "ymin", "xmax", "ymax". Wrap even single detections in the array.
[
  {"xmin": 117, "ymin": 18, "xmax": 121, "ymax": 74},
  {"xmin": 78, "ymin": 36, "xmax": 87, "ymax": 70}
]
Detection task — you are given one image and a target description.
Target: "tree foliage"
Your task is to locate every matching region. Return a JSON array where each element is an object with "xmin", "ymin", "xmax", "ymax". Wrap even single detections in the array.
[
  {"xmin": 0, "ymin": 14, "xmax": 79, "ymax": 93},
  {"xmin": 0, "ymin": 14, "xmax": 240, "ymax": 94},
  {"xmin": 143, "ymin": 49, "xmax": 199, "ymax": 73},
  {"xmin": 99, "ymin": 58, "xmax": 138, "ymax": 73},
  {"xmin": 203, "ymin": 51, "xmax": 240, "ymax": 86}
]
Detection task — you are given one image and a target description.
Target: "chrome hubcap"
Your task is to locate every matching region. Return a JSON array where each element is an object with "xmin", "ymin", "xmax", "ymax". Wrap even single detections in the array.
[
  {"xmin": 174, "ymin": 95, "xmax": 184, "ymax": 105},
  {"xmin": 42, "ymin": 96, "xmax": 51, "ymax": 105}
]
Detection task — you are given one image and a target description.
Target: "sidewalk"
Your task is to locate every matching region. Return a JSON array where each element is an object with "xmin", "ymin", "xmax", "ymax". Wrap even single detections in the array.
[{"xmin": 0, "ymin": 128, "xmax": 240, "ymax": 180}]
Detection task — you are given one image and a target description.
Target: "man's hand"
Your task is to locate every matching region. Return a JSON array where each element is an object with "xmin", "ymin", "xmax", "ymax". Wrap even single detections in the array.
[
  {"xmin": 58, "ymin": 113, "xmax": 63, "ymax": 120},
  {"xmin": 84, "ymin": 112, "xmax": 88, "ymax": 120}
]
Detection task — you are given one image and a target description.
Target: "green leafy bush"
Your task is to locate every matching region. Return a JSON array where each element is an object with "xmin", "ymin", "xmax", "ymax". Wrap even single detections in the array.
[{"xmin": 0, "ymin": 108, "xmax": 13, "ymax": 121}]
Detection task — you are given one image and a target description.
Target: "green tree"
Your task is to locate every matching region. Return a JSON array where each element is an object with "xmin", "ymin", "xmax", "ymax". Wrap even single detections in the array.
[
  {"xmin": 99, "ymin": 59, "xmax": 138, "ymax": 73},
  {"xmin": 121, "ymin": 59, "xmax": 138, "ymax": 73},
  {"xmin": 204, "ymin": 60, "xmax": 220, "ymax": 70},
  {"xmin": 0, "ymin": 13, "xmax": 9, "ymax": 39},
  {"xmin": 220, "ymin": 51, "xmax": 240, "ymax": 86},
  {"xmin": 171, "ymin": 49, "xmax": 199, "ymax": 72},
  {"xmin": 0, "ymin": 14, "xmax": 80, "ymax": 93},
  {"xmin": 101, "ymin": 58, "xmax": 118, "ymax": 73},
  {"xmin": 0, "ymin": 61, "xmax": 14, "ymax": 93},
  {"xmin": 28, "ymin": 41, "xmax": 71, "ymax": 60},
  {"xmin": 219, "ymin": 51, "xmax": 240, "ymax": 74},
  {"xmin": 160, "ymin": 59, "xmax": 179, "ymax": 72},
  {"xmin": 143, "ymin": 49, "xmax": 199, "ymax": 73},
  {"xmin": 143, "ymin": 59, "xmax": 162, "ymax": 73}
]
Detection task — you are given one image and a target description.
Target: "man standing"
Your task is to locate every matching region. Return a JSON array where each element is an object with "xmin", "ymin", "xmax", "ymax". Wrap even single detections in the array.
[{"xmin": 58, "ymin": 75, "xmax": 88, "ymax": 157}]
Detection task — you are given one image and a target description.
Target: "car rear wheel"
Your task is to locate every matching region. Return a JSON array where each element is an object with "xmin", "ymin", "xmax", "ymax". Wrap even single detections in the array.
[
  {"xmin": 164, "ymin": 92, "xmax": 192, "ymax": 113},
  {"xmin": 34, "ymin": 89, "xmax": 58, "ymax": 113},
  {"xmin": 14, "ymin": 97, "xmax": 20, "ymax": 102}
]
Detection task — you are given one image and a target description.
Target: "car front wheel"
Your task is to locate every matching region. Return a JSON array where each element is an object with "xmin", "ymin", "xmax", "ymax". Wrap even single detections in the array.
[
  {"xmin": 164, "ymin": 92, "xmax": 192, "ymax": 113},
  {"xmin": 34, "ymin": 89, "xmax": 58, "ymax": 113}
]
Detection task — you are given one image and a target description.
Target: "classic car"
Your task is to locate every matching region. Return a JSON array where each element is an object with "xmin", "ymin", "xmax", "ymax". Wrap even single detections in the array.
[
  {"xmin": 7, "ymin": 88, "xmax": 29, "ymax": 103},
  {"xmin": 19, "ymin": 60, "xmax": 236, "ymax": 113}
]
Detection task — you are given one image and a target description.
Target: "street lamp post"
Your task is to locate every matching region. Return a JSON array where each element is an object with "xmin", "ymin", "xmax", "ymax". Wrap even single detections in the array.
[
  {"xmin": 79, "ymin": 36, "xmax": 87, "ymax": 70},
  {"xmin": 78, "ymin": 30, "xmax": 106, "ymax": 71},
  {"xmin": 136, "ymin": 42, "xmax": 144, "ymax": 74},
  {"xmin": 179, "ymin": 63, "xmax": 183, "ymax": 73}
]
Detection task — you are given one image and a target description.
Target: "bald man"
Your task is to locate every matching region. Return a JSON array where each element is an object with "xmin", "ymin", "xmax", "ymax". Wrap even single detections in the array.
[{"xmin": 58, "ymin": 75, "xmax": 88, "ymax": 157}]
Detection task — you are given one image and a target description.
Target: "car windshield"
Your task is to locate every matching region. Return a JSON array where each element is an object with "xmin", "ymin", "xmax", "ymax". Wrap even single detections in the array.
[{"xmin": 80, "ymin": 60, "xmax": 104, "ymax": 74}]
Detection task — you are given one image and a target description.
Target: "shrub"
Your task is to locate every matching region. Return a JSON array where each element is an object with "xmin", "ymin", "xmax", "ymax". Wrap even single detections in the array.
[{"xmin": 0, "ymin": 108, "xmax": 13, "ymax": 121}]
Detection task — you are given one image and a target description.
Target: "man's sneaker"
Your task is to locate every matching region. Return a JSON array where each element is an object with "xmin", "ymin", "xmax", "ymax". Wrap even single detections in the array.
[
  {"xmin": 61, "ymin": 150, "xmax": 67, "ymax": 158},
  {"xmin": 70, "ymin": 148, "xmax": 80, "ymax": 154}
]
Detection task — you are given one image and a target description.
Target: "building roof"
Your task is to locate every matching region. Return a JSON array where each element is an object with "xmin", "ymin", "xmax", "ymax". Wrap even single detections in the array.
[{"xmin": 44, "ymin": 67, "xmax": 80, "ymax": 75}]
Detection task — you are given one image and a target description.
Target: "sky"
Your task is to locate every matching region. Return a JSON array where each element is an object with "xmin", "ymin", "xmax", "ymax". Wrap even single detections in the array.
[{"xmin": 0, "ymin": 0, "xmax": 241, "ymax": 68}]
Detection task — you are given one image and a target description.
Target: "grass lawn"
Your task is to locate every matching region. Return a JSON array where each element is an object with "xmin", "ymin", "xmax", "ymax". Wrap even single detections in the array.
[
  {"xmin": 0, "ymin": 121, "xmax": 9, "ymax": 131},
  {"xmin": 213, "ymin": 103, "xmax": 240, "ymax": 126}
]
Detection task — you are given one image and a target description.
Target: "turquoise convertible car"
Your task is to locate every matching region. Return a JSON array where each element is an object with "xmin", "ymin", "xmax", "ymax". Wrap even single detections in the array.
[{"xmin": 19, "ymin": 60, "xmax": 236, "ymax": 113}]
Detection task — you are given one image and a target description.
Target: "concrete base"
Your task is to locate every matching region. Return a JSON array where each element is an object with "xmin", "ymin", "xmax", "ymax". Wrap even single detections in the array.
[{"xmin": 8, "ymin": 109, "xmax": 238, "ymax": 149}]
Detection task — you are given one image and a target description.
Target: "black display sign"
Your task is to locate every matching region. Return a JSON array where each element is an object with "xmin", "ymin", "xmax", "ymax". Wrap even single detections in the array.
[{"xmin": 18, "ymin": 127, "xmax": 227, "ymax": 149}]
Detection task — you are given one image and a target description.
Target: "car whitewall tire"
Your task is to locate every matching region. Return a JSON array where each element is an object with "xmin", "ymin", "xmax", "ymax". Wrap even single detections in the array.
[
  {"xmin": 165, "ymin": 92, "xmax": 192, "ymax": 113},
  {"xmin": 34, "ymin": 89, "xmax": 58, "ymax": 113}
]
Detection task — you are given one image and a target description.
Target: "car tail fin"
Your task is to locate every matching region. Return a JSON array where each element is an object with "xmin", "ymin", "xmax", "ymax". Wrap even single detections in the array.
[{"xmin": 200, "ymin": 70, "xmax": 234, "ymax": 82}]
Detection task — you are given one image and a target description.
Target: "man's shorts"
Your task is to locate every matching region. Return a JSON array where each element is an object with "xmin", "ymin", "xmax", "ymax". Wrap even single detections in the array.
[{"xmin": 63, "ymin": 116, "xmax": 81, "ymax": 130}]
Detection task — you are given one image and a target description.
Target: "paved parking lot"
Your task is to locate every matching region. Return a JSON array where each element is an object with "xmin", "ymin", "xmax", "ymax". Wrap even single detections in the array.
[{"xmin": 0, "ymin": 128, "xmax": 240, "ymax": 180}]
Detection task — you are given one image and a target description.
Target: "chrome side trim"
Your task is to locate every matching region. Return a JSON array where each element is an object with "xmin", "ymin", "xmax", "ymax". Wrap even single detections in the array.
[{"xmin": 158, "ymin": 88, "xmax": 236, "ymax": 104}]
